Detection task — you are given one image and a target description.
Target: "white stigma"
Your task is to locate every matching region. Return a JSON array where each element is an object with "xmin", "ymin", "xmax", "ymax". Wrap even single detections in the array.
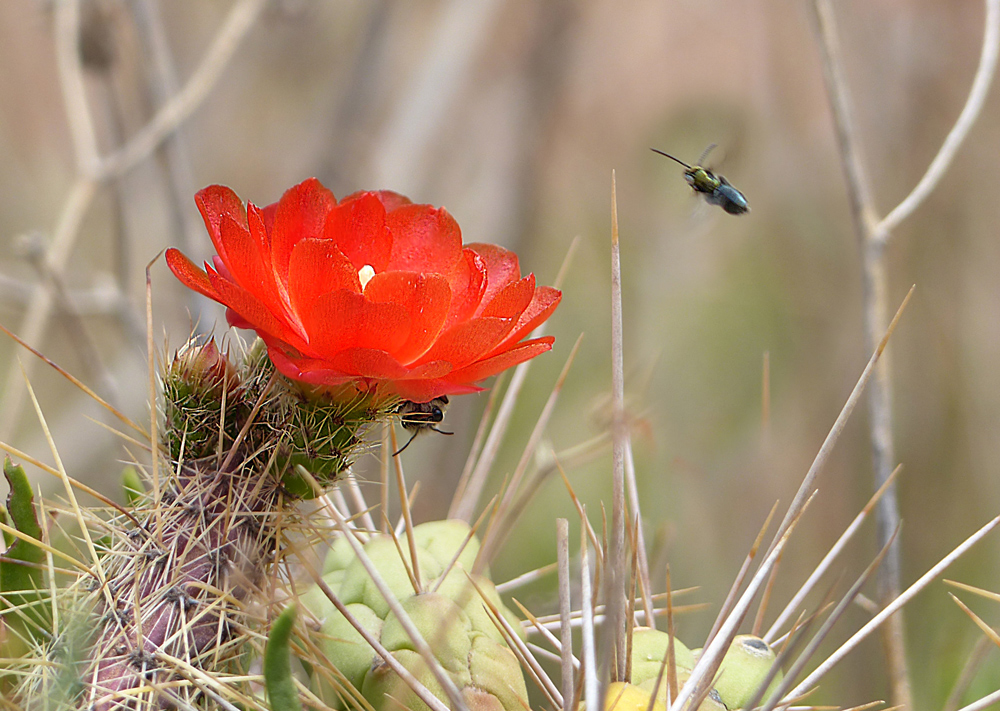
[{"xmin": 358, "ymin": 264, "xmax": 376, "ymax": 290}]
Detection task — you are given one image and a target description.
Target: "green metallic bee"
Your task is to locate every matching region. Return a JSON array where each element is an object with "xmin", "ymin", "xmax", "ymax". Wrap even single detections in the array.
[{"xmin": 651, "ymin": 144, "xmax": 749, "ymax": 215}]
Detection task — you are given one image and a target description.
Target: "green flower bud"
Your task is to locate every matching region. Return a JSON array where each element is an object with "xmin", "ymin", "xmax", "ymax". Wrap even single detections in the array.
[
  {"xmin": 713, "ymin": 634, "xmax": 782, "ymax": 710},
  {"xmin": 162, "ymin": 338, "xmax": 245, "ymax": 461},
  {"xmin": 466, "ymin": 635, "xmax": 529, "ymax": 711},
  {"xmin": 306, "ymin": 520, "xmax": 529, "ymax": 711},
  {"xmin": 380, "ymin": 594, "xmax": 473, "ymax": 680},
  {"xmin": 629, "ymin": 627, "xmax": 695, "ymax": 687},
  {"xmin": 314, "ymin": 602, "xmax": 383, "ymax": 695},
  {"xmin": 337, "ymin": 537, "xmax": 423, "ymax": 618},
  {"xmin": 362, "ymin": 649, "xmax": 450, "ymax": 711},
  {"xmin": 166, "ymin": 338, "xmax": 240, "ymax": 399}
]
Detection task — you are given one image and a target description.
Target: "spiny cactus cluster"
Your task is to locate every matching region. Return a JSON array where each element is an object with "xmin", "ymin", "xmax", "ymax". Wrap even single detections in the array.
[{"xmin": 15, "ymin": 337, "xmax": 394, "ymax": 710}]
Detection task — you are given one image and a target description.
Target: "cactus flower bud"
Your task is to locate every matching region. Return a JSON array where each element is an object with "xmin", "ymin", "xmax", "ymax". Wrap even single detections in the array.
[
  {"xmin": 303, "ymin": 520, "xmax": 528, "ymax": 711},
  {"xmin": 713, "ymin": 634, "xmax": 782, "ymax": 710}
]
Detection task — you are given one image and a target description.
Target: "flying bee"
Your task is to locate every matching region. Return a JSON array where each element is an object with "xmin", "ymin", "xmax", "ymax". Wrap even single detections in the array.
[
  {"xmin": 393, "ymin": 396, "xmax": 452, "ymax": 455},
  {"xmin": 651, "ymin": 144, "xmax": 749, "ymax": 215}
]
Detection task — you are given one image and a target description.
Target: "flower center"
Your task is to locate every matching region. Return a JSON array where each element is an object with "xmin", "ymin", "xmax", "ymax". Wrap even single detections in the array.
[{"xmin": 358, "ymin": 264, "xmax": 376, "ymax": 290}]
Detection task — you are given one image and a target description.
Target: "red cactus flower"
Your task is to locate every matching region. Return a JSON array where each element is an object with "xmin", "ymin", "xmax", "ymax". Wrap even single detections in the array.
[{"xmin": 166, "ymin": 178, "xmax": 560, "ymax": 402}]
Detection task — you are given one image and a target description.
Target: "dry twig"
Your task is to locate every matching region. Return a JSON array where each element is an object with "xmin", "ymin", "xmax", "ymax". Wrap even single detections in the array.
[{"xmin": 809, "ymin": 0, "xmax": 1000, "ymax": 705}]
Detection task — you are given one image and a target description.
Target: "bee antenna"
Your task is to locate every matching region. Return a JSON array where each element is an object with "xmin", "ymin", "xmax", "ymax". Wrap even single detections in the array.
[
  {"xmin": 650, "ymin": 148, "xmax": 691, "ymax": 169},
  {"xmin": 697, "ymin": 143, "xmax": 718, "ymax": 166},
  {"xmin": 393, "ymin": 430, "xmax": 420, "ymax": 457},
  {"xmin": 430, "ymin": 426, "xmax": 454, "ymax": 436}
]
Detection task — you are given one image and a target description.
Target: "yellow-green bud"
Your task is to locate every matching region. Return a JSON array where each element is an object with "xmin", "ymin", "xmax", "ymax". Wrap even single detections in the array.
[
  {"xmin": 713, "ymin": 634, "xmax": 782, "ymax": 709},
  {"xmin": 630, "ymin": 627, "xmax": 696, "ymax": 686}
]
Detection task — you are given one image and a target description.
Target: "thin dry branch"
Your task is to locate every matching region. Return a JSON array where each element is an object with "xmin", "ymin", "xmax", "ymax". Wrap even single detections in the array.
[
  {"xmin": 0, "ymin": 0, "xmax": 266, "ymax": 442},
  {"xmin": 878, "ymin": 0, "xmax": 1000, "ymax": 235},
  {"xmin": 810, "ymin": 1, "xmax": 1000, "ymax": 706}
]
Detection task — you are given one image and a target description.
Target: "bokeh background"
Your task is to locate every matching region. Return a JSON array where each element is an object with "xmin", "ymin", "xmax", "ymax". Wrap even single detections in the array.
[{"xmin": 1, "ymin": 0, "xmax": 999, "ymax": 708}]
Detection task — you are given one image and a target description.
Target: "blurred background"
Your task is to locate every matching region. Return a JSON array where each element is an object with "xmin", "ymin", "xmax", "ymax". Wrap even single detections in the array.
[{"xmin": 1, "ymin": 0, "xmax": 999, "ymax": 707}]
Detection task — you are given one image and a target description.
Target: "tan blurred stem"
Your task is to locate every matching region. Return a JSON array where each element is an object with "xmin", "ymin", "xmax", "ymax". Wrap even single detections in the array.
[
  {"xmin": 557, "ymin": 519, "xmax": 575, "ymax": 709},
  {"xmin": 943, "ymin": 635, "xmax": 994, "ymax": 711},
  {"xmin": 809, "ymin": 0, "xmax": 1000, "ymax": 707},
  {"xmin": 607, "ymin": 170, "xmax": 628, "ymax": 682},
  {"xmin": 579, "ymin": 506, "xmax": 599, "ymax": 711}
]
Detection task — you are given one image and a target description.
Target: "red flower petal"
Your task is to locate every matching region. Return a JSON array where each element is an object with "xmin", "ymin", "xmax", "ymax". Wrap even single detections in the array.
[
  {"xmin": 207, "ymin": 269, "xmax": 307, "ymax": 349},
  {"xmin": 260, "ymin": 202, "xmax": 278, "ymax": 236},
  {"xmin": 304, "ymin": 290, "xmax": 410, "ymax": 356},
  {"xmin": 466, "ymin": 243, "xmax": 521, "ymax": 315},
  {"xmin": 325, "ymin": 348, "xmax": 410, "ymax": 379},
  {"xmin": 165, "ymin": 249, "xmax": 220, "ymax": 301},
  {"xmin": 271, "ymin": 178, "xmax": 337, "ymax": 283},
  {"xmin": 287, "ymin": 238, "xmax": 360, "ymax": 324},
  {"xmin": 389, "ymin": 379, "xmax": 482, "ymax": 403},
  {"xmin": 218, "ymin": 213, "xmax": 287, "ymax": 320},
  {"xmin": 341, "ymin": 190, "xmax": 413, "ymax": 214},
  {"xmin": 265, "ymin": 346, "xmax": 356, "ymax": 387},
  {"xmin": 386, "ymin": 204, "xmax": 463, "ymax": 274},
  {"xmin": 195, "ymin": 185, "xmax": 247, "ymax": 263},
  {"xmin": 481, "ymin": 274, "xmax": 536, "ymax": 321},
  {"xmin": 446, "ymin": 337, "xmax": 555, "ymax": 385},
  {"xmin": 322, "ymin": 192, "xmax": 392, "ymax": 272},
  {"xmin": 171, "ymin": 179, "xmax": 560, "ymax": 402},
  {"xmin": 363, "ymin": 272, "xmax": 451, "ymax": 364},
  {"xmin": 397, "ymin": 361, "xmax": 454, "ymax": 380},
  {"xmin": 489, "ymin": 285, "xmax": 562, "ymax": 354},
  {"xmin": 413, "ymin": 316, "xmax": 512, "ymax": 369},
  {"xmin": 444, "ymin": 249, "xmax": 487, "ymax": 329}
]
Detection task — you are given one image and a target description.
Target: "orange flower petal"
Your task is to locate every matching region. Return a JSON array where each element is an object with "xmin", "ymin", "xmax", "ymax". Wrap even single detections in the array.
[
  {"xmin": 219, "ymin": 213, "xmax": 287, "ymax": 319},
  {"xmin": 172, "ymin": 179, "xmax": 560, "ymax": 400},
  {"xmin": 466, "ymin": 243, "xmax": 521, "ymax": 314},
  {"xmin": 207, "ymin": 269, "xmax": 307, "ymax": 349},
  {"xmin": 287, "ymin": 239, "xmax": 360, "ymax": 320},
  {"xmin": 489, "ymin": 285, "xmax": 562, "ymax": 354},
  {"xmin": 446, "ymin": 337, "xmax": 555, "ymax": 385},
  {"xmin": 363, "ymin": 272, "xmax": 451, "ymax": 364},
  {"xmin": 444, "ymin": 249, "xmax": 487, "ymax": 329},
  {"xmin": 389, "ymin": 379, "xmax": 482, "ymax": 403},
  {"xmin": 481, "ymin": 274, "xmax": 536, "ymax": 321},
  {"xmin": 271, "ymin": 178, "xmax": 337, "ymax": 283},
  {"xmin": 265, "ymin": 346, "xmax": 356, "ymax": 387},
  {"xmin": 195, "ymin": 185, "xmax": 247, "ymax": 262},
  {"xmin": 340, "ymin": 189, "xmax": 413, "ymax": 213},
  {"xmin": 165, "ymin": 249, "xmax": 220, "ymax": 301},
  {"xmin": 386, "ymin": 204, "xmax": 463, "ymax": 274},
  {"xmin": 325, "ymin": 348, "xmax": 410, "ymax": 379},
  {"xmin": 413, "ymin": 316, "xmax": 512, "ymax": 369},
  {"xmin": 305, "ymin": 290, "xmax": 410, "ymax": 356},
  {"xmin": 323, "ymin": 192, "xmax": 392, "ymax": 272}
]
